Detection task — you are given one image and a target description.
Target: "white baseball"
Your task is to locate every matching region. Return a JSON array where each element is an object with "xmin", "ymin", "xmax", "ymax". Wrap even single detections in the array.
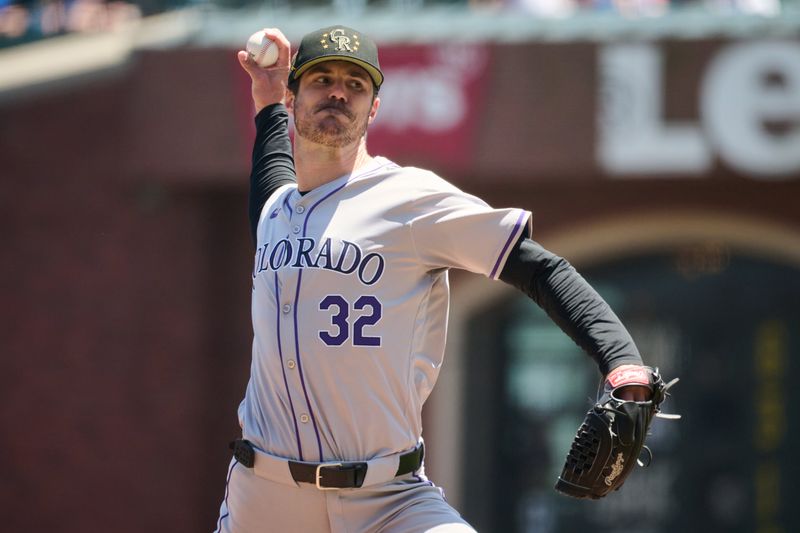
[{"xmin": 246, "ymin": 31, "xmax": 279, "ymax": 68}]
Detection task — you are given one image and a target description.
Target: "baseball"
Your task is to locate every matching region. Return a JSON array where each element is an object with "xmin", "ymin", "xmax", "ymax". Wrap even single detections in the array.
[{"xmin": 246, "ymin": 31, "xmax": 279, "ymax": 68}]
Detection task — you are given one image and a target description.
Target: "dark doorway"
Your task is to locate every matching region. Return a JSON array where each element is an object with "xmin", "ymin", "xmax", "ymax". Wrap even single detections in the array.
[{"xmin": 462, "ymin": 248, "xmax": 799, "ymax": 532}]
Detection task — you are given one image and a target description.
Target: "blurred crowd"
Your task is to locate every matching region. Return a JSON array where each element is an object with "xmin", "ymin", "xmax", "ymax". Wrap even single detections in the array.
[
  {"xmin": 0, "ymin": 0, "xmax": 184, "ymax": 46},
  {"xmin": 476, "ymin": 0, "xmax": 782, "ymax": 17},
  {"xmin": 0, "ymin": 0, "xmax": 786, "ymax": 48}
]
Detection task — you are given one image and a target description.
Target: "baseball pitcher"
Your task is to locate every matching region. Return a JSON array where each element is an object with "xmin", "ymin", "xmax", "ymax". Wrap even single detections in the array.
[{"xmin": 213, "ymin": 25, "xmax": 673, "ymax": 532}]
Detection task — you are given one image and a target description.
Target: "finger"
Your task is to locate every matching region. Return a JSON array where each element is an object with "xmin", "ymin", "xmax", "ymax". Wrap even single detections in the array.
[
  {"xmin": 620, "ymin": 391, "xmax": 641, "ymax": 402},
  {"xmin": 237, "ymin": 50, "xmax": 257, "ymax": 75},
  {"xmin": 617, "ymin": 385, "xmax": 649, "ymax": 402},
  {"xmin": 261, "ymin": 28, "xmax": 292, "ymax": 69}
]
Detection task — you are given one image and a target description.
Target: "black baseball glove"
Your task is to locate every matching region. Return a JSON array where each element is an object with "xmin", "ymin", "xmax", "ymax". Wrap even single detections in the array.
[{"xmin": 555, "ymin": 366, "xmax": 679, "ymax": 500}]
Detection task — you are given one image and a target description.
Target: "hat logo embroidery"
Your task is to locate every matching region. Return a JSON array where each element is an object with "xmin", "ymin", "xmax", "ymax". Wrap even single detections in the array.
[{"xmin": 326, "ymin": 28, "xmax": 359, "ymax": 52}]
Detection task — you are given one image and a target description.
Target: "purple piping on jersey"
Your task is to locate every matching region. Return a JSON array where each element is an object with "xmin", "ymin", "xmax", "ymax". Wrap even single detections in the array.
[
  {"xmin": 343, "ymin": 161, "xmax": 397, "ymax": 190},
  {"xmin": 275, "ymin": 273, "xmax": 304, "ymax": 461},
  {"xmin": 414, "ymin": 474, "xmax": 434, "ymax": 487},
  {"xmin": 294, "ymin": 180, "xmax": 349, "ymax": 462},
  {"xmin": 282, "ymin": 190, "xmax": 292, "ymax": 212},
  {"xmin": 215, "ymin": 459, "xmax": 238, "ymax": 533},
  {"xmin": 291, "ymin": 268, "xmax": 324, "ymax": 462},
  {"xmin": 289, "ymin": 162, "xmax": 394, "ymax": 462},
  {"xmin": 489, "ymin": 210, "xmax": 527, "ymax": 279}
]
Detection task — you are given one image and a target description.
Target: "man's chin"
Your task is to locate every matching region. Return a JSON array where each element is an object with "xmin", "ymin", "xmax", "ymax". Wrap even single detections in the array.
[{"xmin": 300, "ymin": 130, "xmax": 354, "ymax": 148}]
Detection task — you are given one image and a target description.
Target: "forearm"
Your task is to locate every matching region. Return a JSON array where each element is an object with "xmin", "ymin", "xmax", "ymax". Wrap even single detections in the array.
[
  {"xmin": 249, "ymin": 103, "xmax": 297, "ymax": 245},
  {"xmin": 499, "ymin": 236, "xmax": 642, "ymax": 375}
]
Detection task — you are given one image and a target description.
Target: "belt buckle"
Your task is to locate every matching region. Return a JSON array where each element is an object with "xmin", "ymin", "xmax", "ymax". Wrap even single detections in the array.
[{"xmin": 315, "ymin": 462, "xmax": 344, "ymax": 490}]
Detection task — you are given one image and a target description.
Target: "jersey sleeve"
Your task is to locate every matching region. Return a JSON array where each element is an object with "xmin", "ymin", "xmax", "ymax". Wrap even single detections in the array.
[{"xmin": 407, "ymin": 178, "xmax": 532, "ymax": 279}]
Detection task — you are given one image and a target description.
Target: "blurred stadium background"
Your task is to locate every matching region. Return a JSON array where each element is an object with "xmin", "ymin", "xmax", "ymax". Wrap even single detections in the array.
[{"xmin": 1, "ymin": 0, "xmax": 798, "ymax": 531}]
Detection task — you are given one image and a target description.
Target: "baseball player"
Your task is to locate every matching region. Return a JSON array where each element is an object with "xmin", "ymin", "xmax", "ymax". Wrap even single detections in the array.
[{"xmin": 215, "ymin": 25, "xmax": 652, "ymax": 532}]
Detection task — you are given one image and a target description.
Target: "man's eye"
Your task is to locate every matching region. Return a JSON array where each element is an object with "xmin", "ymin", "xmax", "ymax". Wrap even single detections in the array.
[{"xmin": 349, "ymin": 80, "xmax": 364, "ymax": 90}]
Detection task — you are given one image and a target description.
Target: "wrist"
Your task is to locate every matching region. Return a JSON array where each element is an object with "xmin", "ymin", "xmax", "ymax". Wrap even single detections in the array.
[
  {"xmin": 255, "ymin": 97, "xmax": 285, "ymax": 115},
  {"xmin": 606, "ymin": 364, "xmax": 650, "ymax": 388}
]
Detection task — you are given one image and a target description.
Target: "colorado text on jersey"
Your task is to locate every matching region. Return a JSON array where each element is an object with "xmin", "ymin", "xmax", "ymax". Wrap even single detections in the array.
[{"xmin": 252, "ymin": 237, "xmax": 386, "ymax": 286}]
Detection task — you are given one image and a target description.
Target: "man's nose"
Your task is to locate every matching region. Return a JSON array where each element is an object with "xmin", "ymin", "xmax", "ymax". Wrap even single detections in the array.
[{"xmin": 327, "ymin": 80, "xmax": 347, "ymax": 101}]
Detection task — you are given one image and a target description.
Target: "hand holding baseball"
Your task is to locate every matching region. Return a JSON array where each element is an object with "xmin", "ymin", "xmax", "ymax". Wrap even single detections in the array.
[
  {"xmin": 238, "ymin": 28, "xmax": 291, "ymax": 114},
  {"xmin": 246, "ymin": 30, "xmax": 279, "ymax": 68}
]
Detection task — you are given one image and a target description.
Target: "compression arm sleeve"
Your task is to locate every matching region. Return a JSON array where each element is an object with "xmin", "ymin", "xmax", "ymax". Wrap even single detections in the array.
[
  {"xmin": 249, "ymin": 103, "xmax": 297, "ymax": 246},
  {"xmin": 499, "ymin": 235, "xmax": 643, "ymax": 375}
]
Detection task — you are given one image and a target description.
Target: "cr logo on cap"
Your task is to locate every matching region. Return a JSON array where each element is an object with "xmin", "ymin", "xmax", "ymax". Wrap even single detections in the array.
[{"xmin": 327, "ymin": 28, "xmax": 359, "ymax": 52}]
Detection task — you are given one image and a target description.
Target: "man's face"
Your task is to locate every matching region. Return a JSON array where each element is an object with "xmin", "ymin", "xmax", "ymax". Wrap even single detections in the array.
[{"xmin": 288, "ymin": 61, "xmax": 380, "ymax": 148}]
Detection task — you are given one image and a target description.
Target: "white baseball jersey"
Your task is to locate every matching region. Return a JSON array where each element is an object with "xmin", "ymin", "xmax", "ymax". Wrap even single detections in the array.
[{"xmin": 239, "ymin": 156, "xmax": 532, "ymax": 464}]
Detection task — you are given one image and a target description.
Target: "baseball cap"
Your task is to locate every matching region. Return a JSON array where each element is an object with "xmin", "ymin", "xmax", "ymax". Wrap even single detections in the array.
[{"xmin": 289, "ymin": 25, "xmax": 384, "ymax": 90}]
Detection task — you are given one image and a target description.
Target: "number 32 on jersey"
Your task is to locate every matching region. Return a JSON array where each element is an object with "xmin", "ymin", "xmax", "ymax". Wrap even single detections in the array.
[{"xmin": 318, "ymin": 295, "xmax": 382, "ymax": 347}]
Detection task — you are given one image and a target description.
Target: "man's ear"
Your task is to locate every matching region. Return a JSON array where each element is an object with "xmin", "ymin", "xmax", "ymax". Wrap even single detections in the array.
[
  {"xmin": 367, "ymin": 96, "xmax": 380, "ymax": 125},
  {"xmin": 285, "ymin": 88, "xmax": 295, "ymax": 114}
]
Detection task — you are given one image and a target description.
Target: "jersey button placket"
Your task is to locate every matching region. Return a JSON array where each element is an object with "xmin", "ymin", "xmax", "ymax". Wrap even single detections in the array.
[
  {"xmin": 278, "ymin": 221, "xmax": 320, "ymax": 459},
  {"xmin": 274, "ymin": 243, "xmax": 310, "ymax": 458},
  {"xmin": 287, "ymin": 199, "xmax": 323, "ymax": 460}
]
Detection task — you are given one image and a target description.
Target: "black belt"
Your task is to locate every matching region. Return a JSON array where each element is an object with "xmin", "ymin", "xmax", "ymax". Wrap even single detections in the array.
[{"xmin": 230, "ymin": 439, "xmax": 424, "ymax": 489}]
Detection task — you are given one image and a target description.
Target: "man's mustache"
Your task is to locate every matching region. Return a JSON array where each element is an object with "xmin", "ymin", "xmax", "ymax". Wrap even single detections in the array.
[{"xmin": 315, "ymin": 101, "xmax": 354, "ymax": 120}]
